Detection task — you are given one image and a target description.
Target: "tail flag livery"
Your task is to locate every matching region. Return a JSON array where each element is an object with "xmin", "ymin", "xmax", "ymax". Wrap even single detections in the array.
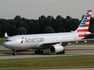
[{"xmin": 75, "ymin": 10, "xmax": 92, "ymax": 33}]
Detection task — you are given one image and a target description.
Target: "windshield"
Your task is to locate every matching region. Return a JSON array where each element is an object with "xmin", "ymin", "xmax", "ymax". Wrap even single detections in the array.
[{"xmin": 5, "ymin": 40, "xmax": 12, "ymax": 42}]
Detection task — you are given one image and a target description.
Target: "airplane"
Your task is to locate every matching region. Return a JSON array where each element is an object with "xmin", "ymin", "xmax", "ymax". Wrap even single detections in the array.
[{"xmin": 3, "ymin": 10, "xmax": 92, "ymax": 55}]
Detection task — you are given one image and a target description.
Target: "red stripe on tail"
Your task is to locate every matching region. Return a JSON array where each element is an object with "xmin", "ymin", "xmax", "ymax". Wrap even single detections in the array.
[
  {"xmin": 86, "ymin": 19, "xmax": 90, "ymax": 22},
  {"xmin": 77, "ymin": 29, "xmax": 88, "ymax": 32},
  {"xmin": 85, "ymin": 24, "xmax": 89, "ymax": 27},
  {"xmin": 78, "ymin": 34, "xmax": 84, "ymax": 37},
  {"xmin": 89, "ymin": 10, "xmax": 92, "ymax": 12},
  {"xmin": 88, "ymin": 14, "xmax": 91, "ymax": 17}
]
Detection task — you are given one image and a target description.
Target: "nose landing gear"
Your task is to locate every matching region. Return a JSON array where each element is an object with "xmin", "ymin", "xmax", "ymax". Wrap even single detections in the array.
[{"xmin": 12, "ymin": 50, "xmax": 17, "ymax": 55}]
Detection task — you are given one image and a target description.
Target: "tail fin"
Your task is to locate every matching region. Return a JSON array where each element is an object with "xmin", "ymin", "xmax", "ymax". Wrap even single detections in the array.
[
  {"xmin": 4, "ymin": 32, "xmax": 9, "ymax": 37},
  {"xmin": 75, "ymin": 10, "xmax": 92, "ymax": 32}
]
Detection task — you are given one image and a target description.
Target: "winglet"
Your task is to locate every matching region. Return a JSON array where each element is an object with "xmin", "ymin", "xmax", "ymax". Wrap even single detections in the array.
[{"xmin": 4, "ymin": 32, "xmax": 9, "ymax": 37}]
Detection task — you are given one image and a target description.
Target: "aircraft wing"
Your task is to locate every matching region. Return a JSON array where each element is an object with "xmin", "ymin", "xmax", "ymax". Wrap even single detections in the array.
[
  {"xmin": 40, "ymin": 38, "xmax": 94, "ymax": 47},
  {"xmin": 81, "ymin": 38, "xmax": 94, "ymax": 41}
]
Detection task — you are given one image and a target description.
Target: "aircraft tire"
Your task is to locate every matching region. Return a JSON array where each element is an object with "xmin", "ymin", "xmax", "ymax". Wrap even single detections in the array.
[
  {"xmin": 56, "ymin": 52, "xmax": 61, "ymax": 54},
  {"xmin": 59, "ymin": 52, "xmax": 62, "ymax": 54},
  {"xmin": 56, "ymin": 53, "xmax": 59, "ymax": 54},
  {"xmin": 38, "ymin": 51, "xmax": 40, "ymax": 54},
  {"xmin": 35, "ymin": 51, "xmax": 38, "ymax": 54},
  {"xmin": 35, "ymin": 50, "xmax": 43, "ymax": 54},
  {"xmin": 40, "ymin": 51, "xmax": 43, "ymax": 54},
  {"xmin": 13, "ymin": 53, "xmax": 17, "ymax": 55},
  {"xmin": 62, "ymin": 51, "xmax": 65, "ymax": 54},
  {"xmin": 12, "ymin": 49, "xmax": 17, "ymax": 55}
]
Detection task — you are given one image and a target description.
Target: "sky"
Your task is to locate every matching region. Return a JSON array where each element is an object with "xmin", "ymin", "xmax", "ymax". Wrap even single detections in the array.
[{"xmin": 0, "ymin": 0, "xmax": 94, "ymax": 19}]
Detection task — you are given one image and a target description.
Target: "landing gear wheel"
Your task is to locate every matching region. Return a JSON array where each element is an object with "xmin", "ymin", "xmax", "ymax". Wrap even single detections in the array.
[
  {"xmin": 59, "ymin": 52, "xmax": 61, "ymax": 54},
  {"xmin": 62, "ymin": 51, "xmax": 65, "ymax": 54},
  {"xmin": 56, "ymin": 51, "xmax": 65, "ymax": 55},
  {"xmin": 57, "ymin": 52, "xmax": 62, "ymax": 54},
  {"xmin": 35, "ymin": 51, "xmax": 38, "ymax": 54},
  {"xmin": 13, "ymin": 52, "xmax": 17, "ymax": 55},
  {"xmin": 56, "ymin": 53, "xmax": 59, "ymax": 54},
  {"xmin": 40, "ymin": 51, "xmax": 43, "ymax": 54},
  {"xmin": 35, "ymin": 50, "xmax": 43, "ymax": 54},
  {"xmin": 38, "ymin": 51, "xmax": 40, "ymax": 54}
]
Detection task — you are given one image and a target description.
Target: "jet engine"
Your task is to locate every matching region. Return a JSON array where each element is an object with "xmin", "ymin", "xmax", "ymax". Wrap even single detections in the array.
[{"xmin": 50, "ymin": 44, "xmax": 65, "ymax": 53}]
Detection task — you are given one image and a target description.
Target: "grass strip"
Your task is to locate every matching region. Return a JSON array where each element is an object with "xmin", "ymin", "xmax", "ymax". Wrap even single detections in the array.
[
  {"xmin": 0, "ymin": 49, "xmax": 94, "ymax": 54},
  {"xmin": 0, "ymin": 55, "xmax": 94, "ymax": 69}
]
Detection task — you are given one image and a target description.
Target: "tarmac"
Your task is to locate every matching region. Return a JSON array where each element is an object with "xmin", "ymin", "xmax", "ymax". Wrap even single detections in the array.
[
  {"xmin": 0, "ymin": 44, "xmax": 94, "ymax": 59},
  {"xmin": 0, "ymin": 44, "xmax": 94, "ymax": 70}
]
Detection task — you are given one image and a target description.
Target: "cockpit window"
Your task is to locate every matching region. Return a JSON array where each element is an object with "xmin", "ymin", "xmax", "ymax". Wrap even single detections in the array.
[{"xmin": 5, "ymin": 40, "xmax": 12, "ymax": 42}]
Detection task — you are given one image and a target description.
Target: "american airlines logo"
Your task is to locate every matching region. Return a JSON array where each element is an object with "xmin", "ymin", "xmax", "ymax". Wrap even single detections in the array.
[
  {"xmin": 21, "ymin": 37, "xmax": 24, "ymax": 43},
  {"xmin": 25, "ymin": 37, "xmax": 45, "ymax": 43}
]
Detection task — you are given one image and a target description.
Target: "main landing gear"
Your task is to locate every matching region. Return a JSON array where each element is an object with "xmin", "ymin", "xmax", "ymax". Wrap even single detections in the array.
[
  {"xmin": 35, "ymin": 50, "xmax": 43, "ymax": 54},
  {"xmin": 56, "ymin": 50, "xmax": 65, "ymax": 54}
]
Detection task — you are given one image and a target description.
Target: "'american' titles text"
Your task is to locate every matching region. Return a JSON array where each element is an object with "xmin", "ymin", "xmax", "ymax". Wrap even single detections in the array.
[{"xmin": 25, "ymin": 37, "xmax": 45, "ymax": 43}]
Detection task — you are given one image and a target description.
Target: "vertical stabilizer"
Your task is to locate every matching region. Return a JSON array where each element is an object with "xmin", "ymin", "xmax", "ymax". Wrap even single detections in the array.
[{"xmin": 75, "ymin": 10, "xmax": 92, "ymax": 32}]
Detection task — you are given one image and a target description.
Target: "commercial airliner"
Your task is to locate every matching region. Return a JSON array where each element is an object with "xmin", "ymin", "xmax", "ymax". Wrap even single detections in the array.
[{"xmin": 3, "ymin": 10, "xmax": 92, "ymax": 55}]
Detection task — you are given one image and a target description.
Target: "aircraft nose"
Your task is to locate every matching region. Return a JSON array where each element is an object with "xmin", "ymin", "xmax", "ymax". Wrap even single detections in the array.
[
  {"xmin": 3, "ymin": 41, "xmax": 9, "ymax": 47},
  {"xmin": 3, "ymin": 41, "xmax": 12, "ymax": 48},
  {"xmin": 3, "ymin": 41, "xmax": 13, "ymax": 50}
]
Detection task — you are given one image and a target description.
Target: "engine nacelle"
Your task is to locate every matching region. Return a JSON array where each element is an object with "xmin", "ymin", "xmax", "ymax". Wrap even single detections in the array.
[{"xmin": 50, "ymin": 44, "xmax": 65, "ymax": 53}]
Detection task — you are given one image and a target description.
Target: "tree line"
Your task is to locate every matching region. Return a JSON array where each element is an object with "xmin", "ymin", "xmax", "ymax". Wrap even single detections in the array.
[{"xmin": 0, "ymin": 15, "xmax": 94, "ymax": 38}]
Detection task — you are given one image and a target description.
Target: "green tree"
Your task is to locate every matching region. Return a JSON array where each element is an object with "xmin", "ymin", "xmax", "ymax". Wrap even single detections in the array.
[
  {"xmin": 44, "ymin": 26, "xmax": 55, "ymax": 33},
  {"xmin": 70, "ymin": 19, "xmax": 79, "ymax": 31},
  {"xmin": 18, "ymin": 27, "xmax": 27, "ymax": 35},
  {"xmin": 0, "ymin": 24, "xmax": 2, "ymax": 37},
  {"xmin": 56, "ymin": 15, "xmax": 64, "ymax": 20},
  {"xmin": 39, "ymin": 15, "xmax": 46, "ymax": 20},
  {"xmin": 39, "ymin": 15, "xmax": 46, "ymax": 32},
  {"xmin": 7, "ymin": 25, "xmax": 17, "ymax": 36},
  {"xmin": 89, "ymin": 17, "xmax": 94, "ymax": 38},
  {"xmin": 14, "ymin": 15, "xmax": 21, "ymax": 20},
  {"xmin": 0, "ymin": 19, "xmax": 10, "ymax": 36}
]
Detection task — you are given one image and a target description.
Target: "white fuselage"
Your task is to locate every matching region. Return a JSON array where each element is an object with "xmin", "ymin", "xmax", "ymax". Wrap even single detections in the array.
[{"xmin": 3, "ymin": 32, "xmax": 86, "ymax": 50}]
